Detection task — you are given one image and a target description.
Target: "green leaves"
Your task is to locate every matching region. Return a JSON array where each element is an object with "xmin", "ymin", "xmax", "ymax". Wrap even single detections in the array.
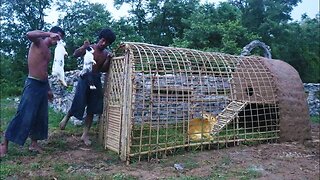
[
  {"xmin": 57, "ymin": 1, "xmax": 113, "ymax": 46},
  {"xmin": 272, "ymin": 15, "xmax": 320, "ymax": 82},
  {"xmin": 0, "ymin": 0, "xmax": 319, "ymax": 97},
  {"xmin": 1, "ymin": 0, "xmax": 52, "ymax": 97},
  {"xmin": 171, "ymin": 2, "xmax": 260, "ymax": 54},
  {"xmin": 55, "ymin": 0, "xmax": 114, "ymax": 70}
]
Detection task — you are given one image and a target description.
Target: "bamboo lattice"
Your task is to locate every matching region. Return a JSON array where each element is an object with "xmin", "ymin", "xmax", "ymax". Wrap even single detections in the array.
[{"xmin": 99, "ymin": 42, "xmax": 280, "ymax": 163}]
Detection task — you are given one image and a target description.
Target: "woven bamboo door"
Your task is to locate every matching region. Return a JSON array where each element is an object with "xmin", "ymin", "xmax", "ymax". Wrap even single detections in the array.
[{"xmin": 103, "ymin": 56, "xmax": 126, "ymax": 153}]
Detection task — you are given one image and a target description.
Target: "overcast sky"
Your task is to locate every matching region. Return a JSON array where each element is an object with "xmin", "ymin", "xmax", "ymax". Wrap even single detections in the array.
[{"xmin": 45, "ymin": 0, "xmax": 319, "ymax": 24}]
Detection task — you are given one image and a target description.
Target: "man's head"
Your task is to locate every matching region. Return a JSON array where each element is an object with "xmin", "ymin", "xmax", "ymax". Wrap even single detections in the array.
[
  {"xmin": 50, "ymin": 26, "xmax": 65, "ymax": 39},
  {"xmin": 49, "ymin": 26, "xmax": 65, "ymax": 45},
  {"xmin": 96, "ymin": 28, "xmax": 116, "ymax": 50}
]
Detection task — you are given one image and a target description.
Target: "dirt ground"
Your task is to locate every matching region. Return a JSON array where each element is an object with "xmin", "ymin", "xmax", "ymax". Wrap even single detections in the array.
[{"xmin": 2, "ymin": 122, "xmax": 319, "ymax": 179}]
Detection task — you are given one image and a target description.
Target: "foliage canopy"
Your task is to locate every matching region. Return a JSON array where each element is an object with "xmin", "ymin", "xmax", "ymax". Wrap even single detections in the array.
[{"xmin": 1, "ymin": 0, "xmax": 319, "ymax": 96}]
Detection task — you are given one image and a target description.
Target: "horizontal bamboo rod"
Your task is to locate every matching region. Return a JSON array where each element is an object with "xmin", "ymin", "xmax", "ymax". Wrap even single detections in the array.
[{"xmin": 128, "ymin": 136, "xmax": 279, "ymax": 157}]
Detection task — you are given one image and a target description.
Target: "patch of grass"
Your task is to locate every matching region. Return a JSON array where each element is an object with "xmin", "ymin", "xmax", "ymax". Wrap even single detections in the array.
[
  {"xmin": 0, "ymin": 98, "xmax": 18, "ymax": 132},
  {"xmin": 0, "ymin": 163, "xmax": 24, "ymax": 179},
  {"xmin": 166, "ymin": 176, "xmax": 202, "ymax": 180},
  {"xmin": 0, "ymin": 97, "xmax": 84, "ymax": 179},
  {"xmin": 238, "ymin": 166, "xmax": 263, "ymax": 180},
  {"xmin": 30, "ymin": 162, "xmax": 41, "ymax": 170},
  {"xmin": 221, "ymin": 155, "xmax": 231, "ymax": 166},
  {"xmin": 209, "ymin": 167, "xmax": 263, "ymax": 180},
  {"xmin": 0, "ymin": 142, "xmax": 38, "ymax": 161},
  {"xmin": 66, "ymin": 86, "xmax": 73, "ymax": 92},
  {"xmin": 0, "ymin": 97, "xmax": 71, "ymax": 133},
  {"xmin": 48, "ymin": 173, "xmax": 94, "ymax": 180},
  {"xmin": 210, "ymin": 170, "xmax": 229, "ymax": 180},
  {"xmin": 112, "ymin": 173, "xmax": 138, "ymax": 180},
  {"xmin": 310, "ymin": 115, "xmax": 320, "ymax": 123},
  {"xmin": 183, "ymin": 160, "xmax": 200, "ymax": 169},
  {"xmin": 48, "ymin": 108, "xmax": 65, "ymax": 129},
  {"xmin": 46, "ymin": 138, "xmax": 68, "ymax": 151},
  {"xmin": 129, "ymin": 119, "xmax": 279, "ymax": 162},
  {"xmin": 169, "ymin": 154, "xmax": 200, "ymax": 170},
  {"xmin": 130, "ymin": 123, "xmax": 186, "ymax": 154},
  {"xmin": 53, "ymin": 163, "xmax": 69, "ymax": 173}
]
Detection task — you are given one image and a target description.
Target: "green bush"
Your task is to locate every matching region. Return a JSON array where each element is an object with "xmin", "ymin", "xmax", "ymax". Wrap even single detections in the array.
[
  {"xmin": 1, "ymin": 82, "xmax": 23, "ymax": 97},
  {"xmin": 310, "ymin": 116, "xmax": 320, "ymax": 123}
]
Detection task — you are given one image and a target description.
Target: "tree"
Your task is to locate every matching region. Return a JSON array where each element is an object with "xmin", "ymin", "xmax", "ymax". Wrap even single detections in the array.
[
  {"xmin": 146, "ymin": 0, "xmax": 200, "ymax": 46},
  {"xmin": 56, "ymin": 0, "xmax": 114, "ymax": 70},
  {"xmin": 272, "ymin": 15, "xmax": 320, "ymax": 82},
  {"xmin": 111, "ymin": 17, "xmax": 145, "ymax": 44},
  {"xmin": 114, "ymin": 0, "xmax": 200, "ymax": 46},
  {"xmin": 229, "ymin": 0, "xmax": 301, "ymax": 44},
  {"xmin": 172, "ymin": 2, "xmax": 260, "ymax": 54},
  {"xmin": 114, "ymin": 0, "xmax": 148, "ymax": 39},
  {"xmin": 0, "ymin": 0, "xmax": 52, "ymax": 96},
  {"xmin": 1, "ymin": 0, "xmax": 52, "ymax": 60}
]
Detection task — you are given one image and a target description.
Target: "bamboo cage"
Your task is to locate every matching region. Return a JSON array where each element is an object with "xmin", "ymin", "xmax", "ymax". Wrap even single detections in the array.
[{"xmin": 99, "ymin": 42, "xmax": 311, "ymax": 163}]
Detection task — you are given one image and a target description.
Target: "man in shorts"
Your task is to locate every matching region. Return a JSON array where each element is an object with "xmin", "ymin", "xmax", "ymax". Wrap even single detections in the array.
[
  {"xmin": 59, "ymin": 28, "xmax": 116, "ymax": 146},
  {"xmin": 0, "ymin": 27, "xmax": 65, "ymax": 157}
]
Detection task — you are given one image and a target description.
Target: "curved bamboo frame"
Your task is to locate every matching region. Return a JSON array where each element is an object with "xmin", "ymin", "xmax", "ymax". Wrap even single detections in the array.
[{"xmin": 100, "ymin": 42, "xmax": 285, "ymax": 163}]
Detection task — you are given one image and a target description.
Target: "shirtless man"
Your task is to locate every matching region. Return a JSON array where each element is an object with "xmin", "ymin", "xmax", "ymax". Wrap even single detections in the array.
[
  {"xmin": 0, "ymin": 27, "xmax": 65, "ymax": 157},
  {"xmin": 59, "ymin": 28, "xmax": 116, "ymax": 146}
]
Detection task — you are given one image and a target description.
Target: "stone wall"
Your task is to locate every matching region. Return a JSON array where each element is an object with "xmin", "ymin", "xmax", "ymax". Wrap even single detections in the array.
[
  {"xmin": 49, "ymin": 70, "xmax": 80, "ymax": 114},
  {"xmin": 304, "ymin": 83, "xmax": 320, "ymax": 116},
  {"xmin": 48, "ymin": 71, "xmax": 319, "ymax": 124}
]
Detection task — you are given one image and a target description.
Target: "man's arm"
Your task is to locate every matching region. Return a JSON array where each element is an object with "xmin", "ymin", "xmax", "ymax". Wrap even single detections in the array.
[
  {"xmin": 26, "ymin": 30, "xmax": 60, "ymax": 45},
  {"xmin": 73, "ymin": 40, "xmax": 90, "ymax": 58},
  {"xmin": 101, "ymin": 52, "xmax": 113, "ymax": 72}
]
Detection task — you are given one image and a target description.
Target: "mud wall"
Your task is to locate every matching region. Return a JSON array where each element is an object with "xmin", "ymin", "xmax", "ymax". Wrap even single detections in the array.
[{"xmin": 263, "ymin": 59, "xmax": 311, "ymax": 142}]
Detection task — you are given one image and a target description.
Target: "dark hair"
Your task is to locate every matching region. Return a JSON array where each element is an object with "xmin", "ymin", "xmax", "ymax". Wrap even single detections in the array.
[
  {"xmin": 50, "ymin": 26, "xmax": 65, "ymax": 38},
  {"xmin": 98, "ymin": 28, "xmax": 116, "ymax": 45}
]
